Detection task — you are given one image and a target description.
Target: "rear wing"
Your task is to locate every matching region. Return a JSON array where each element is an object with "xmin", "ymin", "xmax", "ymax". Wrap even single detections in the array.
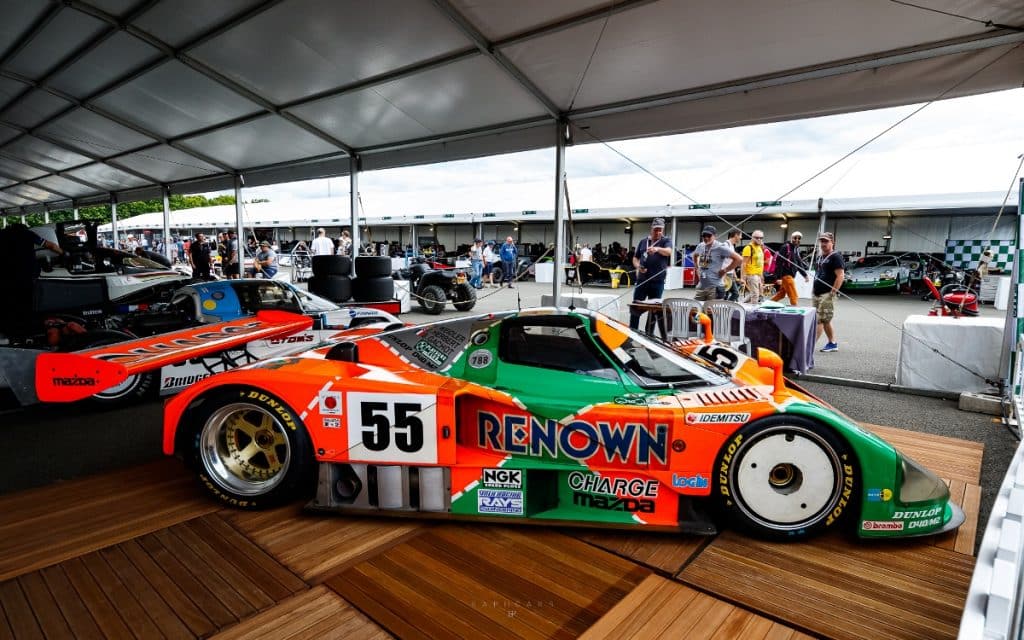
[{"xmin": 2, "ymin": 311, "xmax": 312, "ymax": 405}]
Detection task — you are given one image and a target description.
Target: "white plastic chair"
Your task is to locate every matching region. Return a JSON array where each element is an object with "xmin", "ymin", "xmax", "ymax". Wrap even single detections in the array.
[
  {"xmin": 702, "ymin": 299, "xmax": 751, "ymax": 353},
  {"xmin": 662, "ymin": 298, "xmax": 704, "ymax": 340}
]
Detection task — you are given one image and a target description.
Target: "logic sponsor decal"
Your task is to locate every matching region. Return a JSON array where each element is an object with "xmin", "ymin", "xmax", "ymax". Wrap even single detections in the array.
[
  {"xmin": 478, "ymin": 411, "xmax": 668, "ymax": 466},
  {"xmin": 268, "ymin": 334, "xmax": 315, "ymax": 345},
  {"xmin": 319, "ymin": 390, "xmax": 342, "ymax": 416},
  {"xmin": 483, "ymin": 468, "xmax": 522, "ymax": 489},
  {"xmin": 863, "ymin": 520, "xmax": 904, "ymax": 531},
  {"xmin": 50, "ymin": 375, "xmax": 97, "ymax": 387},
  {"xmin": 162, "ymin": 373, "xmax": 212, "ymax": 389},
  {"xmin": 671, "ymin": 473, "xmax": 709, "ymax": 489},
  {"xmin": 685, "ymin": 412, "xmax": 750, "ymax": 425},
  {"xmin": 908, "ymin": 516, "xmax": 942, "ymax": 529},
  {"xmin": 567, "ymin": 471, "xmax": 658, "ymax": 497},
  {"xmin": 478, "ymin": 489, "xmax": 523, "ymax": 515},
  {"xmin": 322, "ymin": 417, "xmax": 341, "ymax": 429},
  {"xmin": 571, "ymin": 492, "xmax": 654, "ymax": 513},
  {"xmin": 866, "ymin": 488, "xmax": 893, "ymax": 502}
]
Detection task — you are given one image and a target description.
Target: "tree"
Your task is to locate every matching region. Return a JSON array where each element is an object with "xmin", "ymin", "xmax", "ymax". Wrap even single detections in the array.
[{"xmin": 9, "ymin": 194, "xmax": 240, "ymax": 227}]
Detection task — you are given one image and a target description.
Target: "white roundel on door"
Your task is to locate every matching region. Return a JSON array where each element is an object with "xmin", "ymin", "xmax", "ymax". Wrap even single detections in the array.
[{"xmin": 346, "ymin": 392, "xmax": 438, "ymax": 463}]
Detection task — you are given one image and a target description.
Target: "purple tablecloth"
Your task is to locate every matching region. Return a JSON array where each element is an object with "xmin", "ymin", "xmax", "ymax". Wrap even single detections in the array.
[{"xmin": 744, "ymin": 307, "xmax": 817, "ymax": 373}]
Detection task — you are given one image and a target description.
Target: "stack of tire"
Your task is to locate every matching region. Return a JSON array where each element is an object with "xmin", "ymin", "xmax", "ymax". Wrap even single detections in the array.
[
  {"xmin": 308, "ymin": 255, "xmax": 352, "ymax": 302},
  {"xmin": 351, "ymin": 256, "xmax": 394, "ymax": 303}
]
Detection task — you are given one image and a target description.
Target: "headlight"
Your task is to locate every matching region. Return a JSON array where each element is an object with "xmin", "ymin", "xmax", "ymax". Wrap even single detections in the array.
[
  {"xmin": 881, "ymin": 270, "xmax": 894, "ymax": 279},
  {"xmin": 899, "ymin": 456, "xmax": 948, "ymax": 502}
]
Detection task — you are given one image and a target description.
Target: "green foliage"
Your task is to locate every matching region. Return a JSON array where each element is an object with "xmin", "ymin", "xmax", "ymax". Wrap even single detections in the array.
[{"xmin": 5, "ymin": 194, "xmax": 238, "ymax": 227}]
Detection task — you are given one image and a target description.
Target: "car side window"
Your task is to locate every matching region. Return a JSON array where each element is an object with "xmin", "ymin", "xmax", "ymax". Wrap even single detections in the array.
[{"xmin": 500, "ymin": 320, "xmax": 619, "ymax": 379}]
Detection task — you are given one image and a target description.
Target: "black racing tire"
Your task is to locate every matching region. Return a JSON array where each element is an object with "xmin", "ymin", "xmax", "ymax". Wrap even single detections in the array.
[
  {"xmin": 65, "ymin": 330, "xmax": 155, "ymax": 406},
  {"xmin": 352, "ymin": 276, "xmax": 395, "ymax": 303},
  {"xmin": 713, "ymin": 415, "xmax": 857, "ymax": 540},
  {"xmin": 184, "ymin": 387, "xmax": 315, "ymax": 509},
  {"xmin": 308, "ymin": 275, "xmax": 352, "ymax": 302},
  {"xmin": 418, "ymin": 284, "xmax": 446, "ymax": 314},
  {"xmin": 452, "ymin": 282, "xmax": 477, "ymax": 312},
  {"xmin": 312, "ymin": 255, "xmax": 351, "ymax": 276},
  {"xmin": 355, "ymin": 256, "xmax": 392, "ymax": 278}
]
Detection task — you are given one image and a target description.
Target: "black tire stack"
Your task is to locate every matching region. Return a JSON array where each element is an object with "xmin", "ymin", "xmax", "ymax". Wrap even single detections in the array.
[
  {"xmin": 308, "ymin": 255, "xmax": 352, "ymax": 302},
  {"xmin": 352, "ymin": 256, "xmax": 395, "ymax": 303}
]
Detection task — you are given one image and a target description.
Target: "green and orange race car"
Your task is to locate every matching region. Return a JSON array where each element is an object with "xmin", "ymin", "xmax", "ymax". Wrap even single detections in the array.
[{"xmin": 153, "ymin": 307, "xmax": 962, "ymax": 541}]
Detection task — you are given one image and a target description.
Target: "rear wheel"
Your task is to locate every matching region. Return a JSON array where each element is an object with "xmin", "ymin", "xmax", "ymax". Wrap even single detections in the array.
[
  {"xmin": 419, "ymin": 284, "xmax": 446, "ymax": 314},
  {"xmin": 65, "ymin": 330, "xmax": 155, "ymax": 406},
  {"xmin": 452, "ymin": 283, "xmax": 477, "ymax": 311},
  {"xmin": 714, "ymin": 416, "xmax": 857, "ymax": 540},
  {"xmin": 186, "ymin": 388, "xmax": 315, "ymax": 509}
]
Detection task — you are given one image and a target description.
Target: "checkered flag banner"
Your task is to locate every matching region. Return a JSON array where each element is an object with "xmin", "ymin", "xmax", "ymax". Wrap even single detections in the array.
[{"xmin": 944, "ymin": 239, "xmax": 1015, "ymax": 272}]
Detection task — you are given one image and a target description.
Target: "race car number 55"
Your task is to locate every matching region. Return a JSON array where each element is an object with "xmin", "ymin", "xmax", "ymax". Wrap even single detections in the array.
[{"xmin": 346, "ymin": 392, "xmax": 438, "ymax": 464}]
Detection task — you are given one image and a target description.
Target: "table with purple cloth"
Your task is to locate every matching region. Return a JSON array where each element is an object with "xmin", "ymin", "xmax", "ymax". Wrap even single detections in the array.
[{"xmin": 744, "ymin": 306, "xmax": 817, "ymax": 374}]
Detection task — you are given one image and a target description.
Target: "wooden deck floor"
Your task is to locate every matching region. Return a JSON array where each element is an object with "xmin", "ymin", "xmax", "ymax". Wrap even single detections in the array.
[{"xmin": 0, "ymin": 423, "xmax": 981, "ymax": 639}]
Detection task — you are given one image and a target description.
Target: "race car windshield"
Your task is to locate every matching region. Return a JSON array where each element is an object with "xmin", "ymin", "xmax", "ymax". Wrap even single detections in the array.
[
  {"xmin": 595, "ymin": 318, "xmax": 728, "ymax": 387},
  {"xmin": 293, "ymin": 287, "xmax": 336, "ymax": 313},
  {"xmin": 857, "ymin": 256, "xmax": 897, "ymax": 268}
]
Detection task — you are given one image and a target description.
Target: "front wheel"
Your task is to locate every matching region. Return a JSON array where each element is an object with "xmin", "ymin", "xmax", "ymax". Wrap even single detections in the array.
[
  {"xmin": 186, "ymin": 388, "xmax": 315, "ymax": 509},
  {"xmin": 419, "ymin": 284, "xmax": 446, "ymax": 314},
  {"xmin": 714, "ymin": 416, "xmax": 857, "ymax": 540}
]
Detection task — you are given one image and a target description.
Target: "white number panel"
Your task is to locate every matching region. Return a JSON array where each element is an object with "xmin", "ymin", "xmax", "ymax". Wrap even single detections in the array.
[{"xmin": 346, "ymin": 392, "xmax": 438, "ymax": 464}]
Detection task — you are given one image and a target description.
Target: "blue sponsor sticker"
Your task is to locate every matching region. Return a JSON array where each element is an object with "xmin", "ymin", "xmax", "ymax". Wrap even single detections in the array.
[
  {"xmin": 478, "ymin": 489, "xmax": 524, "ymax": 515},
  {"xmin": 866, "ymin": 488, "xmax": 893, "ymax": 502}
]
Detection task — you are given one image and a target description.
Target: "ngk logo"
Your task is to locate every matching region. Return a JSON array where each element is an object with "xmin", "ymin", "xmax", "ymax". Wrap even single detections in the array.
[{"xmin": 482, "ymin": 468, "xmax": 522, "ymax": 489}]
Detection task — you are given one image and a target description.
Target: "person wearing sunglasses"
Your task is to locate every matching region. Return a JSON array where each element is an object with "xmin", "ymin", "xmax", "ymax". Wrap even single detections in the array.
[{"xmin": 741, "ymin": 230, "xmax": 767, "ymax": 303}]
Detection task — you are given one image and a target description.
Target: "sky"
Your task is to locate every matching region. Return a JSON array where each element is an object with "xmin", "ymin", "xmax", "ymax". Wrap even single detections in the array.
[{"xmin": 231, "ymin": 87, "xmax": 1024, "ymax": 216}]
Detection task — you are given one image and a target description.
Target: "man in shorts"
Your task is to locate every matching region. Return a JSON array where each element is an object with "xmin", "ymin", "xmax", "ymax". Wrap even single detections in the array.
[
  {"xmin": 813, "ymin": 232, "xmax": 845, "ymax": 352},
  {"xmin": 693, "ymin": 225, "xmax": 742, "ymax": 302}
]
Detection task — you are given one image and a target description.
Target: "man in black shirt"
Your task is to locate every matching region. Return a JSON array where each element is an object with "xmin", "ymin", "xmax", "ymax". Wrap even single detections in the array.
[
  {"xmin": 770, "ymin": 231, "xmax": 809, "ymax": 305},
  {"xmin": 813, "ymin": 232, "xmax": 845, "ymax": 352},
  {"xmin": 188, "ymin": 233, "xmax": 212, "ymax": 280},
  {"xmin": 0, "ymin": 223, "xmax": 63, "ymax": 338}
]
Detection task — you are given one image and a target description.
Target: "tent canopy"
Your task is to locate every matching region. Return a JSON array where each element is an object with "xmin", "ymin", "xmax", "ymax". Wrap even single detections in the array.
[{"xmin": 1, "ymin": 0, "xmax": 1022, "ymax": 214}]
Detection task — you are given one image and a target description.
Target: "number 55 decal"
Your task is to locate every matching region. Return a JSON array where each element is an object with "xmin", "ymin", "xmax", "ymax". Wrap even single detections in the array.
[{"xmin": 346, "ymin": 392, "xmax": 438, "ymax": 463}]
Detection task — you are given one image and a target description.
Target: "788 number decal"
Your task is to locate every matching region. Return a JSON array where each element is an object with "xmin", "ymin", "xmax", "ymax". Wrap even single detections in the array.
[{"xmin": 346, "ymin": 392, "xmax": 438, "ymax": 463}]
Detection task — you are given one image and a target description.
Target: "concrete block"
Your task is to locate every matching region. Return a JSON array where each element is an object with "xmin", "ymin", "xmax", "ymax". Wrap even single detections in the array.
[{"xmin": 959, "ymin": 392, "xmax": 1007, "ymax": 416}]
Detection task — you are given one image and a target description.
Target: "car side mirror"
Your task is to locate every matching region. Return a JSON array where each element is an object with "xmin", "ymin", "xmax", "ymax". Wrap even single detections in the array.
[{"xmin": 757, "ymin": 348, "xmax": 785, "ymax": 397}]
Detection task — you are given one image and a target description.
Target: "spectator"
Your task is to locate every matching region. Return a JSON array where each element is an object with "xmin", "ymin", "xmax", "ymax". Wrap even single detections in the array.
[
  {"xmin": 135, "ymin": 246, "xmax": 171, "ymax": 268},
  {"xmin": 254, "ymin": 240, "xmax": 278, "ymax": 279},
  {"xmin": 338, "ymin": 230, "xmax": 352, "ymax": 256},
  {"xmin": 629, "ymin": 218, "xmax": 673, "ymax": 330},
  {"xmin": 813, "ymin": 232, "xmax": 845, "ymax": 352},
  {"xmin": 771, "ymin": 231, "xmax": 809, "ymax": 305},
  {"xmin": 469, "ymin": 238, "xmax": 484, "ymax": 289},
  {"xmin": 188, "ymin": 233, "xmax": 212, "ymax": 280},
  {"xmin": 312, "ymin": 227, "xmax": 335, "ymax": 256},
  {"xmin": 693, "ymin": 225, "xmax": 741, "ymax": 302},
  {"xmin": 0, "ymin": 223, "xmax": 63, "ymax": 338},
  {"xmin": 483, "ymin": 240, "xmax": 497, "ymax": 288},
  {"xmin": 741, "ymin": 229, "xmax": 766, "ymax": 304},
  {"xmin": 216, "ymin": 232, "xmax": 229, "ymax": 274},
  {"xmin": 499, "ymin": 236, "xmax": 518, "ymax": 288},
  {"xmin": 724, "ymin": 229, "xmax": 743, "ymax": 301},
  {"xmin": 579, "ymin": 243, "xmax": 593, "ymax": 262},
  {"xmin": 225, "ymin": 230, "xmax": 240, "ymax": 279}
]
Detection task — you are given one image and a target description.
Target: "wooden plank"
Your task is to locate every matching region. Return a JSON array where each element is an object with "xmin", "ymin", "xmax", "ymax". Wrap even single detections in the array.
[
  {"xmin": 211, "ymin": 586, "xmax": 391, "ymax": 640},
  {"xmin": 328, "ymin": 525, "xmax": 649, "ymax": 640},
  {"xmin": 680, "ymin": 531, "xmax": 975, "ymax": 640},
  {"xmin": 226, "ymin": 504, "xmax": 423, "ymax": 583},
  {"xmin": 99, "ymin": 545, "xmax": 193, "ymax": 640},
  {"xmin": 0, "ymin": 580, "xmax": 43, "ymax": 640},
  {"xmin": 194, "ymin": 514, "xmax": 308, "ymax": 598},
  {"xmin": 570, "ymin": 529, "xmax": 706, "ymax": 574},
  {"xmin": 38, "ymin": 566, "xmax": 103, "ymax": 639},
  {"xmin": 16, "ymin": 572, "xmax": 73, "ymax": 640},
  {"xmin": 61, "ymin": 557, "xmax": 134, "ymax": 639},
  {"xmin": 79, "ymin": 551, "xmax": 164, "ymax": 639},
  {"xmin": 955, "ymin": 482, "xmax": 982, "ymax": 555},
  {"xmin": 861, "ymin": 423, "xmax": 983, "ymax": 485},
  {"xmin": 0, "ymin": 459, "xmax": 218, "ymax": 582},
  {"xmin": 119, "ymin": 538, "xmax": 216, "ymax": 638},
  {"xmin": 581, "ymin": 575, "xmax": 815, "ymax": 639}
]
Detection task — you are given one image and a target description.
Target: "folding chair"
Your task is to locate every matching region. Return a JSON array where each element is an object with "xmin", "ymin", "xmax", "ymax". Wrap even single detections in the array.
[
  {"xmin": 662, "ymin": 298, "xmax": 704, "ymax": 341},
  {"xmin": 701, "ymin": 299, "xmax": 751, "ymax": 353}
]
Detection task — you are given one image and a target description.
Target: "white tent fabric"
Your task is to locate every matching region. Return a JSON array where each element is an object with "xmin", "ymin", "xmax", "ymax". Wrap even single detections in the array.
[{"xmin": 1, "ymin": 0, "xmax": 1022, "ymax": 214}]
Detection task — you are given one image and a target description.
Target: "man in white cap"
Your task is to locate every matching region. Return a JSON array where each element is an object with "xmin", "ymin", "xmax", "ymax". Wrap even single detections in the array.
[
  {"xmin": 311, "ymin": 227, "xmax": 335, "ymax": 256},
  {"xmin": 629, "ymin": 218, "xmax": 674, "ymax": 329}
]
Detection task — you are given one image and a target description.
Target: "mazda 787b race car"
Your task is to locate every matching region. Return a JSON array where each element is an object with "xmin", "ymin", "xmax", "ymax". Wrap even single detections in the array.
[{"xmin": 150, "ymin": 307, "xmax": 965, "ymax": 541}]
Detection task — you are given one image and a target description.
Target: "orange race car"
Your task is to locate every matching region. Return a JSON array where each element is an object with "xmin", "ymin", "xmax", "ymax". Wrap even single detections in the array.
[{"xmin": 150, "ymin": 307, "xmax": 962, "ymax": 541}]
